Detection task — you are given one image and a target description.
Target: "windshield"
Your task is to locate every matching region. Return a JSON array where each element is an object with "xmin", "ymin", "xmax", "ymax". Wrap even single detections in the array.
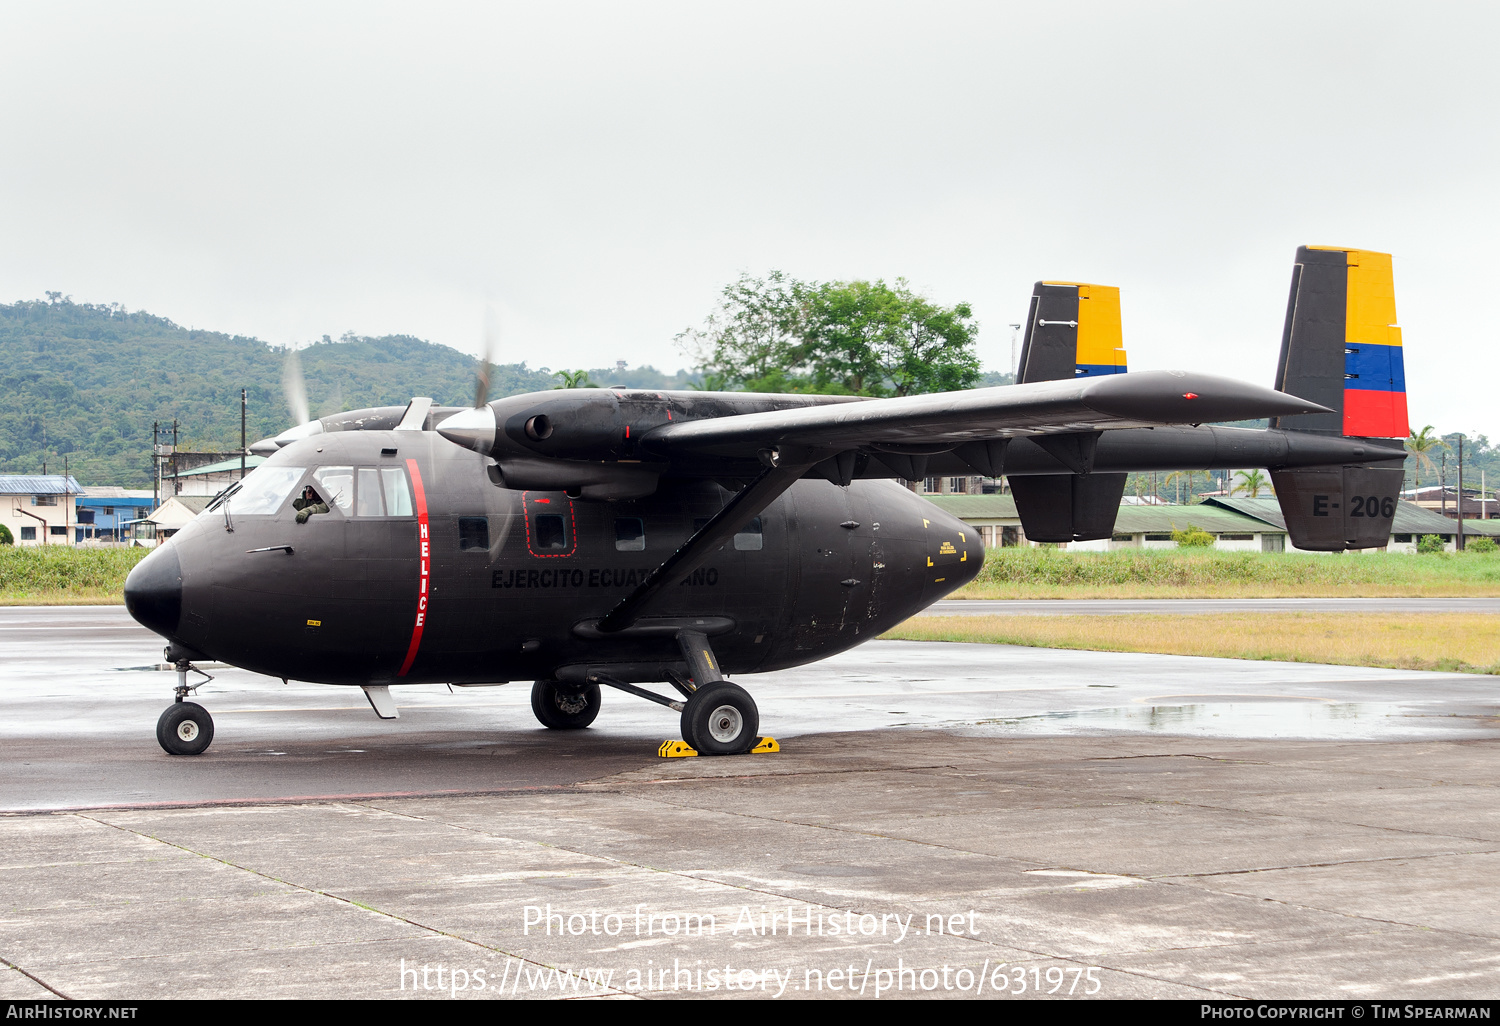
[{"xmin": 213, "ymin": 466, "xmax": 305, "ymax": 516}]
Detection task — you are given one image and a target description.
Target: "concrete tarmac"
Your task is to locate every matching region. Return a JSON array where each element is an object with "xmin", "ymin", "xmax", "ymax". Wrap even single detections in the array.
[{"xmin": 2, "ymin": 606, "xmax": 1498, "ymax": 1000}]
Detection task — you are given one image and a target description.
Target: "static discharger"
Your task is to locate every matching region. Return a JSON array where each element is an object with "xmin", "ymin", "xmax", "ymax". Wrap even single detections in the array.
[{"xmin": 659, "ymin": 737, "xmax": 779, "ymax": 758}]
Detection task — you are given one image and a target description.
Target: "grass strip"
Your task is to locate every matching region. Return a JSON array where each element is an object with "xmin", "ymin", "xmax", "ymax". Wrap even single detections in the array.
[
  {"xmin": 953, "ymin": 548, "xmax": 1500, "ymax": 599},
  {"xmin": 883, "ymin": 613, "xmax": 1500, "ymax": 675},
  {"xmin": 0, "ymin": 546, "xmax": 149, "ymax": 605}
]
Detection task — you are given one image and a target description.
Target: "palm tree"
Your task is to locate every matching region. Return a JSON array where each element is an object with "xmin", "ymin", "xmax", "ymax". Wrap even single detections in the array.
[
  {"xmin": 553, "ymin": 369, "xmax": 595, "ymax": 389},
  {"xmin": 1231, "ymin": 469, "xmax": 1271, "ymax": 498},
  {"xmin": 1162, "ymin": 470, "xmax": 1197, "ymax": 504},
  {"xmin": 1405, "ymin": 425, "xmax": 1446, "ymax": 494}
]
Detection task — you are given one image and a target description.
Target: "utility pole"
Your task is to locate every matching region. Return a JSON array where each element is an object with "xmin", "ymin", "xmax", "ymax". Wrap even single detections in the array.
[
  {"xmin": 152, "ymin": 421, "xmax": 160, "ymax": 512},
  {"xmin": 1440, "ymin": 452, "xmax": 1448, "ymax": 517},
  {"xmin": 63, "ymin": 454, "xmax": 70, "ymax": 546},
  {"xmin": 1009, "ymin": 324, "xmax": 1022, "ymax": 379},
  {"xmin": 1457, "ymin": 435, "xmax": 1465, "ymax": 551},
  {"xmin": 240, "ymin": 388, "xmax": 248, "ymax": 480}
]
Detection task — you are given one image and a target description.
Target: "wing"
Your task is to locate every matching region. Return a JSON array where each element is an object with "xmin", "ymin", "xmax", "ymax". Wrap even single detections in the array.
[{"xmin": 635, "ymin": 371, "xmax": 1325, "ymax": 459}]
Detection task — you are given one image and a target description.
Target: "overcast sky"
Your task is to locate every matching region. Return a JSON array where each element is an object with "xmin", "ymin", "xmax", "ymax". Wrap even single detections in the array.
[{"xmin": 2, "ymin": 1, "xmax": 1496, "ymax": 435}]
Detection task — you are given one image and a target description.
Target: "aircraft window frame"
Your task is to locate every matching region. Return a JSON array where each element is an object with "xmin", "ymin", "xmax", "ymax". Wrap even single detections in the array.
[
  {"xmin": 614, "ymin": 517, "xmax": 645, "ymax": 551},
  {"xmin": 533, "ymin": 514, "xmax": 568, "ymax": 552},
  {"xmin": 311, "ymin": 466, "xmax": 355, "ymax": 515},
  {"xmin": 458, "ymin": 516, "xmax": 489, "ymax": 552},
  {"xmin": 733, "ymin": 516, "xmax": 764, "ymax": 551},
  {"xmin": 522, "ymin": 492, "xmax": 576, "ymax": 557},
  {"xmin": 210, "ymin": 465, "xmax": 305, "ymax": 516}
]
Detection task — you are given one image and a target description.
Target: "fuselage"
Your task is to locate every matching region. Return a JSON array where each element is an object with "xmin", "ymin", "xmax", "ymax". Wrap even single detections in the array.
[{"xmin": 124, "ymin": 430, "xmax": 984, "ymax": 686}]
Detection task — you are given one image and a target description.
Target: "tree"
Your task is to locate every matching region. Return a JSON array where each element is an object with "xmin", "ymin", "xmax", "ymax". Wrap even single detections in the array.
[
  {"xmin": 678, "ymin": 272, "xmax": 981, "ymax": 396},
  {"xmin": 1231, "ymin": 469, "xmax": 1271, "ymax": 497},
  {"xmin": 1405, "ymin": 425, "xmax": 1446, "ymax": 492},
  {"xmin": 0, "ymin": 524, "xmax": 11, "ymax": 545},
  {"xmin": 675, "ymin": 271, "xmax": 812, "ymax": 391},
  {"xmin": 804, "ymin": 279, "xmax": 981, "ymax": 397}
]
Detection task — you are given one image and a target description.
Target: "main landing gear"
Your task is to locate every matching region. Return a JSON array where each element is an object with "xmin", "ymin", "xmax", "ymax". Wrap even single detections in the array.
[
  {"xmin": 157, "ymin": 655, "xmax": 215, "ymax": 756},
  {"xmin": 527, "ymin": 630, "xmax": 763, "ymax": 755}
]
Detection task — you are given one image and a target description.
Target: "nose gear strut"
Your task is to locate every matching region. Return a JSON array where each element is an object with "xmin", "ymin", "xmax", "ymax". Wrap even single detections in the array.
[{"xmin": 157, "ymin": 652, "xmax": 216, "ymax": 756}]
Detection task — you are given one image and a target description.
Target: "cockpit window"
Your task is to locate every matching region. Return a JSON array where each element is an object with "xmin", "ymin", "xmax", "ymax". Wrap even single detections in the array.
[
  {"xmin": 355, "ymin": 466, "xmax": 414, "ymax": 517},
  {"xmin": 312, "ymin": 467, "xmax": 354, "ymax": 514},
  {"xmin": 209, "ymin": 466, "xmax": 305, "ymax": 516},
  {"xmin": 382, "ymin": 467, "xmax": 413, "ymax": 516}
]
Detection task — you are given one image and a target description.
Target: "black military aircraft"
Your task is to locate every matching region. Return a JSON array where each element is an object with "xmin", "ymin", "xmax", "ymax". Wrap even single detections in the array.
[{"xmin": 125, "ymin": 246, "xmax": 1409, "ymax": 757}]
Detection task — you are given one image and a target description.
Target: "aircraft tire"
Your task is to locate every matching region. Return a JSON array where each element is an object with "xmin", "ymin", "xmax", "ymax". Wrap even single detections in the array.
[
  {"xmin": 531, "ymin": 681, "xmax": 602, "ymax": 730},
  {"xmin": 681, "ymin": 681, "xmax": 759, "ymax": 756},
  {"xmin": 157, "ymin": 702, "xmax": 215, "ymax": 756}
]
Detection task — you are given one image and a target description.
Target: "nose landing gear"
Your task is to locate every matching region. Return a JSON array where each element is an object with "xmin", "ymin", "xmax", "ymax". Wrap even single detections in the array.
[{"xmin": 156, "ymin": 656, "xmax": 215, "ymax": 756}]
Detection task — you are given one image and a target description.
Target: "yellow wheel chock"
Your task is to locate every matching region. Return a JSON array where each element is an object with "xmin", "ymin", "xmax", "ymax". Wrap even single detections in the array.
[{"xmin": 657, "ymin": 737, "xmax": 779, "ymax": 758}]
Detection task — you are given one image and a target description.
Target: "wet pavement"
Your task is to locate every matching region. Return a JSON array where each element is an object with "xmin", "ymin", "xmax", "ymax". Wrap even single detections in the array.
[
  {"xmin": 2, "ymin": 605, "xmax": 1498, "ymax": 1000},
  {"xmin": 2, "ymin": 606, "xmax": 1497, "ymax": 812}
]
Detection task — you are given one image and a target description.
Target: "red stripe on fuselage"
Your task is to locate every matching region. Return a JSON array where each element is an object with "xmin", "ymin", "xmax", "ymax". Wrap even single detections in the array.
[{"xmin": 397, "ymin": 459, "xmax": 430, "ymax": 677}]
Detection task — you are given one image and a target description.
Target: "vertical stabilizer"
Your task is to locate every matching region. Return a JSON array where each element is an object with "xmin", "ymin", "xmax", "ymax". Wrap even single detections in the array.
[
  {"xmin": 1017, "ymin": 282, "xmax": 1128, "ymax": 383},
  {"xmin": 1272, "ymin": 246, "xmax": 1408, "ymax": 438}
]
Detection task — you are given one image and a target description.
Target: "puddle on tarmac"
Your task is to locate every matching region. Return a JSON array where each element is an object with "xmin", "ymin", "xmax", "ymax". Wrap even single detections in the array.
[{"xmin": 966, "ymin": 700, "xmax": 1500, "ymax": 741}]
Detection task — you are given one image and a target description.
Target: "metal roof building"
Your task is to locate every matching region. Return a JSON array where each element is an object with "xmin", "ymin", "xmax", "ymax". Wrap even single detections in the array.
[
  {"xmin": 0, "ymin": 474, "xmax": 83, "ymax": 546},
  {"xmin": 0, "ymin": 475, "xmax": 82, "ymax": 495}
]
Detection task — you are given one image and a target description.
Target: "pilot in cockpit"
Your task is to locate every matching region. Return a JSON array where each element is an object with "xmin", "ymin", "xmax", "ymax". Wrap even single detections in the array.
[{"xmin": 292, "ymin": 486, "xmax": 330, "ymax": 525}]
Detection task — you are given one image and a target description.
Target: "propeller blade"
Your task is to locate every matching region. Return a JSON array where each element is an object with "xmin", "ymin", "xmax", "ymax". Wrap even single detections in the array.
[
  {"xmin": 475, "ymin": 305, "xmax": 500, "ymax": 408},
  {"xmin": 282, "ymin": 349, "xmax": 311, "ymax": 426}
]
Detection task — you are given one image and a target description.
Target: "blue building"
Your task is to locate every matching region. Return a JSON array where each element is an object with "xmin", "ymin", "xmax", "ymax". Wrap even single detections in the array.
[{"xmin": 76, "ymin": 487, "xmax": 157, "ymax": 543}]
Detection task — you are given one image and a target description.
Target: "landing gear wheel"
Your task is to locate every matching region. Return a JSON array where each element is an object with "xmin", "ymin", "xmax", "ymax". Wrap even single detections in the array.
[
  {"xmin": 157, "ymin": 702, "xmax": 214, "ymax": 756},
  {"xmin": 681, "ymin": 681, "xmax": 759, "ymax": 756},
  {"xmin": 531, "ymin": 681, "xmax": 602, "ymax": 730}
]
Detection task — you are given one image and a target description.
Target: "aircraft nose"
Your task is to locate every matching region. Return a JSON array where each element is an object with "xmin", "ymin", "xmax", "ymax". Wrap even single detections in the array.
[{"xmin": 124, "ymin": 544, "xmax": 182, "ymax": 639}]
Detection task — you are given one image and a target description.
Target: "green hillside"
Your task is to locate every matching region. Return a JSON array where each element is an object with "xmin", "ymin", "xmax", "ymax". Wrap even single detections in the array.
[{"xmin": 0, "ymin": 296, "xmax": 690, "ymax": 486}]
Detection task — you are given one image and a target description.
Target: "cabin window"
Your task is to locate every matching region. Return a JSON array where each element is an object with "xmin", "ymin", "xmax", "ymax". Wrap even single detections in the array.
[
  {"xmin": 312, "ymin": 467, "xmax": 355, "ymax": 514},
  {"xmin": 615, "ymin": 517, "xmax": 645, "ymax": 551},
  {"xmin": 458, "ymin": 517, "xmax": 489, "ymax": 551},
  {"xmin": 733, "ymin": 517, "xmax": 763, "ymax": 551},
  {"xmin": 534, "ymin": 514, "xmax": 568, "ymax": 551}
]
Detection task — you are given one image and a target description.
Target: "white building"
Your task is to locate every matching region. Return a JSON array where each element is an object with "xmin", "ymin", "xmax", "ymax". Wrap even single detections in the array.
[{"xmin": 0, "ymin": 475, "xmax": 83, "ymax": 546}]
